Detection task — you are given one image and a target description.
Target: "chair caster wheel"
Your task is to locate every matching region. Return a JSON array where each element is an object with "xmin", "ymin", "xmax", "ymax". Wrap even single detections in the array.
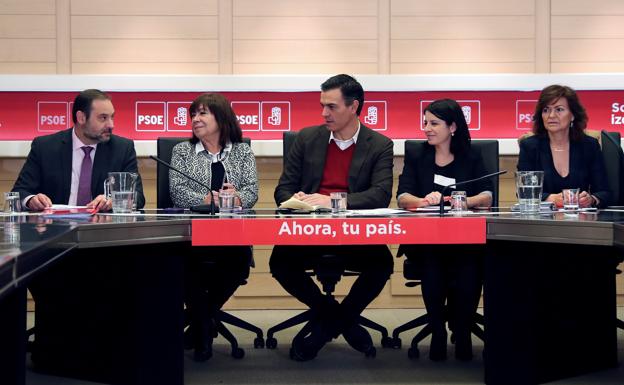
[
  {"xmin": 266, "ymin": 337, "xmax": 277, "ymax": 349},
  {"xmin": 390, "ymin": 337, "xmax": 402, "ymax": 349},
  {"xmin": 254, "ymin": 337, "xmax": 265, "ymax": 348},
  {"xmin": 231, "ymin": 347, "xmax": 245, "ymax": 359},
  {"xmin": 380, "ymin": 336, "xmax": 393, "ymax": 348},
  {"xmin": 407, "ymin": 347, "xmax": 420, "ymax": 359},
  {"xmin": 364, "ymin": 346, "xmax": 376, "ymax": 358}
]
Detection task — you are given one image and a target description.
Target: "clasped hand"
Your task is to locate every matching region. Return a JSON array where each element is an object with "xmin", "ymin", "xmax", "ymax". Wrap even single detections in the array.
[
  {"xmin": 205, "ymin": 183, "xmax": 241, "ymax": 207},
  {"xmin": 547, "ymin": 191, "xmax": 594, "ymax": 208},
  {"xmin": 292, "ymin": 191, "xmax": 331, "ymax": 208}
]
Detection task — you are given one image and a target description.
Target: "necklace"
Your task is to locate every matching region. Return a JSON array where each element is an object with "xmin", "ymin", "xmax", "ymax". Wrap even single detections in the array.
[{"xmin": 550, "ymin": 143, "xmax": 568, "ymax": 152}]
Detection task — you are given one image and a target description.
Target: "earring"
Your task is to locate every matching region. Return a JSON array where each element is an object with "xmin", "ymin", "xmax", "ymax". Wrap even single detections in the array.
[
  {"xmin": 451, "ymin": 132, "xmax": 455, "ymax": 137},
  {"xmin": 570, "ymin": 121, "xmax": 573, "ymax": 129}
]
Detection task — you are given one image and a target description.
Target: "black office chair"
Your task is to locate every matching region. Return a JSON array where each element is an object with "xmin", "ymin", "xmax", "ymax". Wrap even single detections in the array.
[
  {"xmin": 391, "ymin": 139, "xmax": 499, "ymax": 358},
  {"xmin": 265, "ymin": 131, "xmax": 393, "ymax": 354},
  {"xmin": 156, "ymin": 137, "xmax": 263, "ymax": 358},
  {"xmin": 600, "ymin": 131, "xmax": 624, "ymax": 332}
]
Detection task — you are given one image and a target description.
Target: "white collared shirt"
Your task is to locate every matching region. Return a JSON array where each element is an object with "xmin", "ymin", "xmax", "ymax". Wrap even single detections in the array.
[
  {"xmin": 68, "ymin": 128, "xmax": 97, "ymax": 205},
  {"xmin": 195, "ymin": 141, "xmax": 232, "ymax": 162},
  {"xmin": 328, "ymin": 122, "xmax": 361, "ymax": 150}
]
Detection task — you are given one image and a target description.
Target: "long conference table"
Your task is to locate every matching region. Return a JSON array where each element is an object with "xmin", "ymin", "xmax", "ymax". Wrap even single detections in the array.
[{"xmin": 1, "ymin": 209, "xmax": 622, "ymax": 385}]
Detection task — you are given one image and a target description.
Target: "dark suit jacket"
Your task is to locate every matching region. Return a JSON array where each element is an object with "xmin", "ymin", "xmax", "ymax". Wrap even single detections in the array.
[
  {"xmin": 274, "ymin": 124, "xmax": 394, "ymax": 209},
  {"xmin": 12, "ymin": 128, "xmax": 145, "ymax": 209},
  {"xmin": 397, "ymin": 142, "xmax": 493, "ymax": 199},
  {"xmin": 397, "ymin": 143, "xmax": 492, "ymax": 261},
  {"xmin": 517, "ymin": 134, "xmax": 611, "ymax": 208}
]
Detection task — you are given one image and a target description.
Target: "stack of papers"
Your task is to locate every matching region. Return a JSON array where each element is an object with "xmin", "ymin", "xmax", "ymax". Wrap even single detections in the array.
[
  {"xmin": 278, "ymin": 197, "xmax": 318, "ymax": 211},
  {"xmin": 42, "ymin": 205, "xmax": 97, "ymax": 218}
]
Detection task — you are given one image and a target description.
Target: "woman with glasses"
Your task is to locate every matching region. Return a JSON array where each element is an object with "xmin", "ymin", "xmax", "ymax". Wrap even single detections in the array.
[{"xmin": 517, "ymin": 84, "xmax": 611, "ymax": 208}]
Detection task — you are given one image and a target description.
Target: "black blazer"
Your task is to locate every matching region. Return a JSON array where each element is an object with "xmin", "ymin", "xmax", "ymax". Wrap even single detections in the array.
[
  {"xmin": 397, "ymin": 142, "xmax": 493, "ymax": 199},
  {"xmin": 517, "ymin": 134, "xmax": 611, "ymax": 208},
  {"xmin": 12, "ymin": 128, "xmax": 146, "ymax": 209},
  {"xmin": 274, "ymin": 124, "xmax": 394, "ymax": 209}
]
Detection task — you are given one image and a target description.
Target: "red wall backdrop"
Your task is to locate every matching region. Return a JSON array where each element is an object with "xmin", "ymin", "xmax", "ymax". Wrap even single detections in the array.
[{"xmin": 1, "ymin": 90, "xmax": 624, "ymax": 140}]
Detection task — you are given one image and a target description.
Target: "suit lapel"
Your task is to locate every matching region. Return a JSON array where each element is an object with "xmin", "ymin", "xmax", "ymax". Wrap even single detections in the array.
[
  {"xmin": 348, "ymin": 125, "xmax": 372, "ymax": 190},
  {"xmin": 421, "ymin": 145, "xmax": 436, "ymax": 192},
  {"xmin": 91, "ymin": 139, "xmax": 111, "ymax": 196},
  {"xmin": 60, "ymin": 129, "xmax": 73, "ymax": 202},
  {"xmin": 309, "ymin": 128, "xmax": 330, "ymax": 191}
]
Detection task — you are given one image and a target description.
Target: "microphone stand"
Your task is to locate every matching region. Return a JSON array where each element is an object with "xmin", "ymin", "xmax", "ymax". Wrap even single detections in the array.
[
  {"xmin": 149, "ymin": 155, "xmax": 217, "ymax": 215},
  {"xmin": 439, "ymin": 170, "xmax": 508, "ymax": 216}
]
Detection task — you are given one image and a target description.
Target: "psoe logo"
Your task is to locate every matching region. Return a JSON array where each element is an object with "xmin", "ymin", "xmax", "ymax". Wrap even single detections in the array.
[
  {"xmin": 420, "ymin": 100, "xmax": 480, "ymax": 130},
  {"xmin": 261, "ymin": 102, "xmax": 290, "ymax": 131},
  {"xmin": 166, "ymin": 102, "xmax": 192, "ymax": 131},
  {"xmin": 135, "ymin": 101, "xmax": 166, "ymax": 132},
  {"xmin": 231, "ymin": 101, "xmax": 261, "ymax": 131},
  {"xmin": 516, "ymin": 100, "xmax": 537, "ymax": 130},
  {"xmin": 38, "ymin": 101, "xmax": 69, "ymax": 132},
  {"xmin": 611, "ymin": 103, "xmax": 624, "ymax": 125},
  {"xmin": 362, "ymin": 101, "xmax": 387, "ymax": 131}
]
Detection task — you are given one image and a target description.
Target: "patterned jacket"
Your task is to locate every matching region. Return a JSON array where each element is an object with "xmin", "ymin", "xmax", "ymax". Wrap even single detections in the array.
[{"xmin": 169, "ymin": 140, "xmax": 258, "ymax": 208}]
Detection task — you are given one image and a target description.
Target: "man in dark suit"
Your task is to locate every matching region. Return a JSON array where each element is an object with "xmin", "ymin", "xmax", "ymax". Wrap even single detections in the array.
[
  {"xmin": 12, "ymin": 89, "xmax": 145, "ymax": 211},
  {"xmin": 270, "ymin": 74, "xmax": 394, "ymax": 361}
]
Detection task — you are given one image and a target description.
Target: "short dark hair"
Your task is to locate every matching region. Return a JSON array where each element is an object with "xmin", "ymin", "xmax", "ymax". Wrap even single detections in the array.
[
  {"xmin": 188, "ymin": 93, "xmax": 243, "ymax": 148},
  {"xmin": 321, "ymin": 74, "xmax": 365, "ymax": 115},
  {"xmin": 424, "ymin": 98, "xmax": 471, "ymax": 155},
  {"xmin": 533, "ymin": 84, "xmax": 588, "ymax": 141},
  {"xmin": 72, "ymin": 89, "xmax": 111, "ymax": 124}
]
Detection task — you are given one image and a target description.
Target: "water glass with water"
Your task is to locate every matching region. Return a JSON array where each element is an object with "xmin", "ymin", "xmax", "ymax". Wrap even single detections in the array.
[
  {"xmin": 219, "ymin": 190, "xmax": 236, "ymax": 213},
  {"xmin": 450, "ymin": 191, "xmax": 468, "ymax": 212},
  {"xmin": 112, "ymin": 191, "xmax": 134, "ymax": 213},
  {"xmin": 3, "ymin": 192, "xmax": 22, "ymax": 213},
  {"xmin": 515, "ymin": 171, "xmax": 544, "ymax": 213},
  {"xmin": 562, "ymin": 188, "xmax": 580, "ymax": 210},
  {"xmin": 330, "ymin": 192, "xmax": 347, "ymax": 214}
]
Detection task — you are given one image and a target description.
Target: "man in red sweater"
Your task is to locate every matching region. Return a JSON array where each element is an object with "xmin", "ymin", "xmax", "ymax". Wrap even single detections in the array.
[{"xmin": 270, "ymin": 74, "xmax": 394, "ymax": 361}]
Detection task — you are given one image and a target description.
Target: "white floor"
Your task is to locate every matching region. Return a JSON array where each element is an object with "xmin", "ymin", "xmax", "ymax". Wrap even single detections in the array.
[{"xmin": 26, "ymin": 308, "xmax": 624, "ymax": 385}]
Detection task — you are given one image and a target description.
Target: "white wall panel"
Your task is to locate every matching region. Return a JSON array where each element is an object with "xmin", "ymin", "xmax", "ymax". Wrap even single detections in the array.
[
  {"xmin": 71, "ymin": 16, "xmax": 218, "ymax": 39},
  {"xmin": 70, "ymin": 0, "xmax": 218, "ymax": 15}
]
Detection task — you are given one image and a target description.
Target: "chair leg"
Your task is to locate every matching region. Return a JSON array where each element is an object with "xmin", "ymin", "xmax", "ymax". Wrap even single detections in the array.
[
  {"xmin": 392, "ymin": 314, "xmax": 430, "ymax": 340},
  {"xmin": 617, "ymin": 318, "xmax": 624, "ymax": 330},
  {"xmin": 266, "ymin": 309, "xmax": 314, "ymax": 349},
  {"xmin": 358, "ymin": 315, "xmax": 392, "ymax": 348},
  {"xmin": 215, "ymin": 310, "xmax": 265, "ymax": 348},
  {"xmin": 267, "ymin": 309, "xmax": 313, "ymax": 340},
  {"xmin": 407, "ymin": 323, "xmax": 434, "ymax": 358},
  {"xmin": 471, "ymin": 323, "xmax": 485, "ymax": 341},
  {"xmin": 471, "ymin": 311, "xmax": 485, "ymax": 341},
  {"xmin": 216, "ymin": 311, "xmax": 263, "ymax": 337},
  {"xmin": 474, "ymin": 311, "xmax": 485, "ymax": 326},
  {"xmin": 214, "ymin": 320, "xmax": 245, "ymax": 359}
]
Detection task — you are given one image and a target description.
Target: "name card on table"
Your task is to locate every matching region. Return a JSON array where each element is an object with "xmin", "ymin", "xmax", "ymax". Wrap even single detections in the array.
[{"xmin": 192, "ymin": 217, "xmax": 486, "ymax": 246}]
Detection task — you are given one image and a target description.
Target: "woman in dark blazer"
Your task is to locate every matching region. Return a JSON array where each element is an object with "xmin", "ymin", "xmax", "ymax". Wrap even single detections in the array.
[
  {"xmin": 518, "ymin": 84, "xmax": 611, "ymax": 208},
  {"xmin": 397, "ymin": 99, "xmax": 493, "ymax": 361}
]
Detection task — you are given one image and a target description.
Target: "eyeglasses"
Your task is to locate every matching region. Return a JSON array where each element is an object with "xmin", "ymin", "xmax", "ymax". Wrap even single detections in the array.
[{"xmin": 542, "ymin": 106, "xmax": 568, "ymax": 116}]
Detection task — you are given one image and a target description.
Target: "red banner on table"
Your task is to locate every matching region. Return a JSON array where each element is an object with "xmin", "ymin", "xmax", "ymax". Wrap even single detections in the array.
[
  {"xmin": 192, "ymin": 216, "xmax": 486, "ymax": 246},
  {"xmin": 1, "ymin": 90, "xmax": 624, "ymax": 140}
]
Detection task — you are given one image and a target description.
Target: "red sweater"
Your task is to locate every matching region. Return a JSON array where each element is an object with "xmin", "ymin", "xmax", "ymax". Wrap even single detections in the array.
[{"xmin": 318, "ymin": 141, "xmax": 355, "ymax": 195}]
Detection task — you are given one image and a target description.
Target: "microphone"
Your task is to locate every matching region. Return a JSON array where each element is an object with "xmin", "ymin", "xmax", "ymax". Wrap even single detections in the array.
[
  {"xmin": 439, "ymin": 170, "xmax": 507, "ymax": 216},
  {"xmin": 149, "ymin": 155, "xmax": 217, "ymax": 215}
]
